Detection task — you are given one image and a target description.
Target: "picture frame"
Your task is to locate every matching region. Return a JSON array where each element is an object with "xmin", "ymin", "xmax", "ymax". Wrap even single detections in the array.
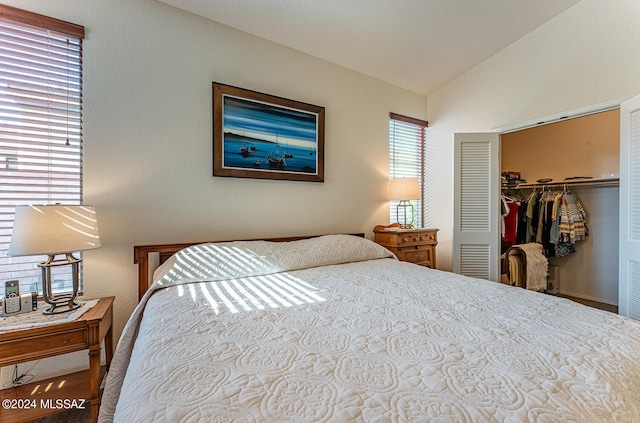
[{"xmin": 213, "ymin": 82, "xmax": 325, "ymax": 182}]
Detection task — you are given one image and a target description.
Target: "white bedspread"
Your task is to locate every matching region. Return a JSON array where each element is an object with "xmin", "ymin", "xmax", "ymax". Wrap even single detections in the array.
[{"xmin": 100, "ymin": 235, "xmax": 640, "ymax": 422}]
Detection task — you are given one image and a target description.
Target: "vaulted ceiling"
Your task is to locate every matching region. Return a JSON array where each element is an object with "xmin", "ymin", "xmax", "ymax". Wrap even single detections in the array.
[{"xmin": 158, "ymin": 0, "xmax": 581, "ymax": 95}]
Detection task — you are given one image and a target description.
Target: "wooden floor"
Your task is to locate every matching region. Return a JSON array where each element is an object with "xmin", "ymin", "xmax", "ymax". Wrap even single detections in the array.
[
  {"xmin": 499, "ymin": 274, "xmax": 618, "ymax": 313},
  {"xmin": 555, "ymin": 294, "xmax": 618, "ymax": 313}
]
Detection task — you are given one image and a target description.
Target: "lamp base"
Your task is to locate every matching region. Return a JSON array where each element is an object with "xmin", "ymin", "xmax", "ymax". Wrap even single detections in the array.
[
  {"xmin": 42, "ymin": 298, "xmax": 81, "ymax": 315},
  {"xmin": 396, "ymin": 200, "xmax": 415, "ymax": 229},
  {"xmin": 39, "ymin": 253, "xmax": 82, "ymax": 315}
]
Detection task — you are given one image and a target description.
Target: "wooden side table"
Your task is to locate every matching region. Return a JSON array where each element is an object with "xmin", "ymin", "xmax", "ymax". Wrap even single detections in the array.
[
  {"xmin": 0, "ymin": 296, "xmax": 114, "ymax": 423},
  {"xmin": 374, "ymin": 224, "xmax": 439, "ymax": 268}
]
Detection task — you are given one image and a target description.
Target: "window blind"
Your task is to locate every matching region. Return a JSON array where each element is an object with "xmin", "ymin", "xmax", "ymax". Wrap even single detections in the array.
[
  {"xmin": 388, "ymin": 113, "xmax": 427, "ymax": 227},
  {"xmin": 0, "ymin": 6, "xmax": 84, "ymax": 297}
]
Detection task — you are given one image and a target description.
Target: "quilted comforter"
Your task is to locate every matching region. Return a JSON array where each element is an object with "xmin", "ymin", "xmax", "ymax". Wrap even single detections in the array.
[{"xmin": 99, "ymin": 235, "xmax": 640, "ymax": 422}]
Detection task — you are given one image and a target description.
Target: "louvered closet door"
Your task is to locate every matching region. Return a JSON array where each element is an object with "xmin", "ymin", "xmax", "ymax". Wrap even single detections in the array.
[
  {"xmin": 453, "ymin": 133, "xmax": 500, "ymax": 281},
  {"xmin": 619, "ymin": 94, "xmax": 640, "ymax": 320}
]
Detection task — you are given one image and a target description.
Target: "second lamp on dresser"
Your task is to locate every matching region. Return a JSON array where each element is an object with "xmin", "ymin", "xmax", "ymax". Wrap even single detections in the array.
[{"xmin": 373, "ymin": 223, "xmax": 438, "ymax": 268}]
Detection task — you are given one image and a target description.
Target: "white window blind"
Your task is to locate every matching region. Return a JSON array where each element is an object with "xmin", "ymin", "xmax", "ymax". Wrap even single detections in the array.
[
  {"xmin": 389, "ymin": 113, "xmax": 427, "ymax": 227},
  {"xmin": 0, "ymin": 6, "xmax": 84, "ymax": 297}
]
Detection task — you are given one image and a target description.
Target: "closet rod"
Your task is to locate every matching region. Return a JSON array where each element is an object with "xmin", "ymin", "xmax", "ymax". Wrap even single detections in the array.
[{"xmin": 516, "ymin": 177, "xmax": 619, "ymax": 189}]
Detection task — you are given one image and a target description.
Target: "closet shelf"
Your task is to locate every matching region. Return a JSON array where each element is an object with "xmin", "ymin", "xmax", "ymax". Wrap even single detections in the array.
[{"xmin": 515, "ymin": 177, "xmax": 619, "ymax": 189}]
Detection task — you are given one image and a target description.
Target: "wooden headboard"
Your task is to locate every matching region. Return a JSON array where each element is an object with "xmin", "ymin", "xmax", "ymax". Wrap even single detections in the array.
[{"xmin": 134, "ymin": 233, "xmax": 365, "ymax": 301}]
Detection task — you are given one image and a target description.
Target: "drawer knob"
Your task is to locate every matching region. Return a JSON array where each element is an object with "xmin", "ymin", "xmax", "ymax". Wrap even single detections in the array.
[{"xmin": 63, "ymin": 338, "xmax": 69, "ymax": 344}]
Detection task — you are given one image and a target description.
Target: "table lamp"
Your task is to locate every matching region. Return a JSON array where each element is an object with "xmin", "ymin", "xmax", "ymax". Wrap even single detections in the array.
[
  {"xmin": 8, "ymin": 205, "xmax": 101, "ymax": 314},
  {"xmin": 388, "ymin": 177, "xmax": 420, "ymax": 228}
]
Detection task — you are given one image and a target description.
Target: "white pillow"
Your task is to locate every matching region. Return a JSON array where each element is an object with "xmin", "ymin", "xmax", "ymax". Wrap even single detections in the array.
[{"xmin": 152, "ymin": 234, "xmax": 395, "ymax": 288}]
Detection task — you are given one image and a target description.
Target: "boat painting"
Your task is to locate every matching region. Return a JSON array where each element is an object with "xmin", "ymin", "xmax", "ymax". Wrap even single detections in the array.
[
  {"xmin": 222, "ymin": 97, "xmax": 317, "ymax": 172},
  {"xmin": 213, "ymin": 83, "xmax": 324, "ymax": 182}
]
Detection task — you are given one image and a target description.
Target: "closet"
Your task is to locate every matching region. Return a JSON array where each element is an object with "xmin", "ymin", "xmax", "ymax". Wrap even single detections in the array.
[
  {"xmin": 500, "ymin": 109, "xmax": 620, "ymax": 305},
  {"xmin": 453, "ymin": 95, "xmax": 640, "ymax": 320}
]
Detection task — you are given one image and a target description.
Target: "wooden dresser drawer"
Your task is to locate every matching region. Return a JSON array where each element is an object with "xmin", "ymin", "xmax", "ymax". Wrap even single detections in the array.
[
  {"xmin": 398, "ymin": 231, "xmax": 436, "ymax": 245},
  {"xmin": 417, "ymin": 232, "xmax": 437, "ymax": 242},
  {"xmin": 398, "ymin": 245, "xmax": 433, "ymax": 265},
  {"xmin": 1, "ymin": 327, "xmax": 88, "ymax": 364}
]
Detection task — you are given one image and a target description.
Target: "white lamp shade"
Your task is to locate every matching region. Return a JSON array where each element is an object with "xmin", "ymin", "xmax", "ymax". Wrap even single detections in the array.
[
  {"xmin": 8, "ymin": 205, "xmax": 101, "ymax": 256},
  {"xmin": 388, "ymin": 177, "xmax": 420, "ymax": 200}
]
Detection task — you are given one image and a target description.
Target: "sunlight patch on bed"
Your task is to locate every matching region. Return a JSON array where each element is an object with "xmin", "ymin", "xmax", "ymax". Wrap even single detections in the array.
[
  {"xmin": 198, "ymin": 282, "xmax": 220, "ymax": 314},
  {"xmin": 270, "ymin": 272, "xmax": 326, "ymax": 303},
  {"xmin": 187, "ymin": 283, "xmax": 197, "ymax": 302},
  {"xmin": 193, "ymin": 273, "xmax": 325, "ymax": 314},
  {"xmin": 152, "ymin": 243, "xmax": 327, "ymax": 313},
  {"xmin": 238, "ymin": 277, "xmax": 280, "ymax": 309},
  {"xmin": 156, "ymin": 244, "xmax": 278, "ymax": 287}
]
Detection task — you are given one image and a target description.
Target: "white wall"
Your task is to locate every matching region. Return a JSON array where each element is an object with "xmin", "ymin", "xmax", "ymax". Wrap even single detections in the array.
[
  {"xmin": 425, "ymin": 0, "xmax": 640, "ymax": 277},
  {"xmin": 2, "ymin": 0, "xmax": 427, "ymax": 382}
]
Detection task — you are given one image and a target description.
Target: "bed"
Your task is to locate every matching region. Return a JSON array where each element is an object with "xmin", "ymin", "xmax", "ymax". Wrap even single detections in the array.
[{"xmin": 99, "ymin": 234, "xmax": 640, "ymax": 422}]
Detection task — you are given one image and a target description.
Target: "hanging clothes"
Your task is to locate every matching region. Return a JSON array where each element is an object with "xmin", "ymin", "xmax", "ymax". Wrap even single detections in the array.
[
  {"xmin": 516, "ymin": 201, "xmax": 528, "ymax": 244},
  {"xmin": 503, "ymin": 199, "xmax": 519, "ymax": 246},
  {"xmin": 559, "ymin": 190, "xmax": 588, "ymax": 243},
  {"xmin": 525, "ymin": 190, "xmax": 539, "ymax": 242},
  {"xmin": 538, "ymin": 190, "xmax": 561, "ymax": 256},
  {"xmin": 501, "ymin": 193, "xmax": 523, "ymax": 252},
  {"xmin": 509, "ymin": 186, "xmax": 588, "ymax": 258}
]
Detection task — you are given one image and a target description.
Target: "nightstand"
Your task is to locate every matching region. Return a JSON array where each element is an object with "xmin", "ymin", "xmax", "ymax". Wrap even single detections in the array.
[
  {"xmin": 0, "ymin": 296, "xmax": 114, "ymax": 423},
  {"xmin": 374, "ymin": 224, "xmax": 438, "ymax": 268}
]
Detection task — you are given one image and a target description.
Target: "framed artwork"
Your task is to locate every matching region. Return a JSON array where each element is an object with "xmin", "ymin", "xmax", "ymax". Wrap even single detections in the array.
[{"xmin": 213, "ymin": 82, "xmax": 325, "ymax": 182}]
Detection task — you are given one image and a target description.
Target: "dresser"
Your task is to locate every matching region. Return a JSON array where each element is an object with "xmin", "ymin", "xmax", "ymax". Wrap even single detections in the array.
[{"xmin": 373, "ymin": 224, "xmax": 438, "ymax": 268}]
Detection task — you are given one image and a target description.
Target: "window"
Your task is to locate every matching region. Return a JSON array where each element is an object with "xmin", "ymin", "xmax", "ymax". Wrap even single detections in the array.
[
  {"xmin": 388, "ymin": 112, "xmax": 427, "ymax": 227},
  {"xmin": 0, "ymin": 6, "xmax": 84, "ymax": 297}
]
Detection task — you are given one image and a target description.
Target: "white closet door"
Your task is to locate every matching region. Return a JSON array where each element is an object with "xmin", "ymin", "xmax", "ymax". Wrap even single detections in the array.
[
  {"xmin": 453, "ymin": 132, "xmax": 500, "ymax": 281},
  {"xmin": 619, "ymin": 94, "xmax": 640, "ymax": 320}
]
